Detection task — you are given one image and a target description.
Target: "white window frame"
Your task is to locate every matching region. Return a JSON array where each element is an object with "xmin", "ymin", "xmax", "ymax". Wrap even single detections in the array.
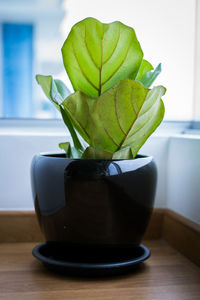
[{"xmin": 193, "ymin": 0, "xmax": 200, "ymax": 122}]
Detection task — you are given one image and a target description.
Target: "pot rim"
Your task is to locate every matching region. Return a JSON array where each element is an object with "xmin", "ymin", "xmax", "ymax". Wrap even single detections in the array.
[{"xmin": 37, "ymin": 152, "xmax": 153, "ymax": 162}]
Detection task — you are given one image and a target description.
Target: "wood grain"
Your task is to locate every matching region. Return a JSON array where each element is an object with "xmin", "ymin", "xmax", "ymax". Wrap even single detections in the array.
[
  {"xmin": 144, "ymin": 208, "xmax": 165, "ymax": 239},
  {"xmin": 0, "ymin": 211, "xmax": 44, "ymax": 243},
  {"xmin": 0, "ymin": 209, "xmax": 165, "ymax": 243},
  {"xmin": 0, "ymin": 240, "xmax": 199, "ymax": 299},
  {"xmin": 0, "ymin": 209, "xmax": 200, "ymax": 268},
  {"xmin": 163, "ymin": 209, "xmax": 200, "ymax": 266}
]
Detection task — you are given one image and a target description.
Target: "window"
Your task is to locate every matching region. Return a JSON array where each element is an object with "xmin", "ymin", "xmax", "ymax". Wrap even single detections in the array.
[
  {"xmin": 0, "ymin": 0, "xmax": 65, "ymax": 119},
  {"xmin": 0, "ymin": 0, "xmax": 197, "ymax": 121},
  {"xmin": 2, "ymin": 23, "xmax": 33, "ymax": 118}
]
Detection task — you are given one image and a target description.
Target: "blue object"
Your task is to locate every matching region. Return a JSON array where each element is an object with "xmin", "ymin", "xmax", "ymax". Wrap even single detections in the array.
[{"xmin": 2, "ymin": 23, "xmax": 33, "ymax": 118}]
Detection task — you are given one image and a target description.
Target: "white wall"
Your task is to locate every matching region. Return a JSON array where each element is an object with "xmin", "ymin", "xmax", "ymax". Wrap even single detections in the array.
[
  {"xmin": 0, "ymin": 131, "xmax": 68, "ymax": 210},
  {"xmin": 139, "ymin": 136, "xmax": 169, "ymax": 208},
  {"xmin": 167, "ymin": 136, "xmax": 200, "ymax": 224}
]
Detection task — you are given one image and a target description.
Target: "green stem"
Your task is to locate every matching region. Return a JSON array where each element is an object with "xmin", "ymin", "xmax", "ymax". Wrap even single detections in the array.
[{"xmin": 60, "ymin": 106, "xmax": 83, "ymax": 151}]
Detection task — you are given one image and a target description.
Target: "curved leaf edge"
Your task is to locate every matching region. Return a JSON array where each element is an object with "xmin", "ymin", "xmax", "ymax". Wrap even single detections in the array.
[
  {"xmin": 62, "ymin": 79, "xmax": 166, "ymax": 159},
  {"xmin": 36, "ymin": 74, "xmax": 84, "ymax": 152},
  {"xmin": 137, "ymin": 63, "xmax": 162, "ymax": 88},
  {"xmin": 61, "ymin": 17, "xmax": 143, "ymax": 98}
]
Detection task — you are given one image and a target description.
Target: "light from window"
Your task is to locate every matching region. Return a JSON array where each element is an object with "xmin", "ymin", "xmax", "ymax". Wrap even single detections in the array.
[{"xmin": 0, "ymin": 0, "xmax": 196, "ymax": 121}]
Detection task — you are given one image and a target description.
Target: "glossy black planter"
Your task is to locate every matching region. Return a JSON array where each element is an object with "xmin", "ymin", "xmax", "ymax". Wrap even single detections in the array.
[{"xmin": 31, "ymin": 154, "xmax": 157, "ymax": 246}]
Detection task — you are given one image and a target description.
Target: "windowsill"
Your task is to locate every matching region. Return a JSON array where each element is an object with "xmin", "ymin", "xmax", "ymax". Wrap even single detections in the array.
[
  {"xmin": 0, "ymin": 128, "xmax": 68, "ymax": 136},
  {"xmin": 0, "ymin": 119, "xmax": 199, "ymax": 138},
  {"xmin": 0, "ymin": 118, "xmax": 68, "ymax": 136}
]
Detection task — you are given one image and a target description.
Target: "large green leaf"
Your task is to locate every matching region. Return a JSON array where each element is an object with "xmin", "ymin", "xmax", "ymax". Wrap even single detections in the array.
[
  {"xmin": 62, "ymin": 79, "xmax": 166, "ymax": 158},
  {"xmin": 62, "ymin": 17, "xmax": 143, "ymax": 98},
  {"xmin": 36, "ymin": 74, "xmax": 83, "ymax": 151},
  {"xmin": 62, "ymin": 91, "xmax": 95, "ymax": 145}
]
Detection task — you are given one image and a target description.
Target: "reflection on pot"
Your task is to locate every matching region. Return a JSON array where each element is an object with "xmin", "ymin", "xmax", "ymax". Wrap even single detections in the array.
[{"xmin": 31, "ymin": 154, "xmax": 157, "ymax": 246}]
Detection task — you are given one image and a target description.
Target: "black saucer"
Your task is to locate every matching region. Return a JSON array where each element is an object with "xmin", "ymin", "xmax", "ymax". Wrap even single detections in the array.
[{"xmin": 32, "ymin": 243, "xmax": 150, "ymax": 276}]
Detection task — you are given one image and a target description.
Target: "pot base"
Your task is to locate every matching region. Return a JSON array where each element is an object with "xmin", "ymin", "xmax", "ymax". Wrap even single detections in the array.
[{"xmin": 32, "ymin": 243, "xmax": 150, "ymax": 276}]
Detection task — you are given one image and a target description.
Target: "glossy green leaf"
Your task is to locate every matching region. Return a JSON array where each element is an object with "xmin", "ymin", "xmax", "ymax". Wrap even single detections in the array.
[
  {"xmin": 135, "ymin": 59, "xmax": 153, "ymax": 80},
  {"xmin": 139, "ymin": 63, "xmax": 161, "ymax": 88},
  {"xmin": 82, "ymin": 147, "xmax": 113, "ymax": 159},
  {"xmin": 62, "ymin": 17, "xmax": 143, "ymax": 98},
  {"xmin": 62, "ymin": 79, "xmax": 166, "ymax": 158},
  {"xmin": 36, "ymin": 74, "xmax": 83, "ymax": 151}
]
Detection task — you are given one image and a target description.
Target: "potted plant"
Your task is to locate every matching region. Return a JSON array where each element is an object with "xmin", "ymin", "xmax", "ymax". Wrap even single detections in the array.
[{"xmin": 31, "ymin": 17, "xmax": 166, "ymax": 276}]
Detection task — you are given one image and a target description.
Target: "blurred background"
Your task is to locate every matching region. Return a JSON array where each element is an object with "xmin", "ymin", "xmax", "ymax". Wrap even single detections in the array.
[
  {"xmin": 0, "ymin": 0, "xmax": 196, "ymax": 120},
  {"xmin": 0, "ymin": 0, "xmax": 200, "ymax": 224}
]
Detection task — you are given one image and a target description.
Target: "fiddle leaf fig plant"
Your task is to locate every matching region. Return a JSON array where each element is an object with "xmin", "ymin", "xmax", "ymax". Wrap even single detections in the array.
[{"xmin": 36, "ymin": 17, "xmax": 166, "ymax": 159}]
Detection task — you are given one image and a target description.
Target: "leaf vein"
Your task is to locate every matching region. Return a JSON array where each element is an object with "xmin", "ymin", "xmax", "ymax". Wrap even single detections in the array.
[
  {"xmin": 66, "ymin": 105, "xmax": 90, "ymax": 141},
  {"xmin": 130, "ymin": 87, "xmax": 137, "ymax": 114},
  {"xmin": 125, "ymin": 103, "xmax": 159, "ymax": 143},
  {"xmin": 72, "ymin": 42, "xmax": 99, "ymax": 92},
  {"xmin": 139, "ymin": 94, "xmax": 161, "ymax": 118},
  {"xmin": 102, "ymin": 30, "xmax": 121, "ymax": 66},
  {"xmin": 84, "ymin": 25, "xmax": 99, "ymax": 70},
  {"xmin": 98, "ymin": 107, "xmax": 119, "ymax": 147},
  {"xmin": 102, "ymin": 38, "xmax": 133, "ymax": 88},
  {"xmin": 114, "ymin": 91, "xmax": 126, "ymax": 135},
  {"xmin": 117, "ymin": 86, "xmax": 147, "ymax": 150}
]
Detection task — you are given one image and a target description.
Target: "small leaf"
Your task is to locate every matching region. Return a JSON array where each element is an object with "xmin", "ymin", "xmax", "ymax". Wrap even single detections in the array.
[
  {"xmin": 59, "ymin": 142, "xmax": 83, "ymax": 158},
  {"xmin": 62, "ymin": 17, "xmax": 143, "ymax": 98},
  {"xmin": 138, "ymin": 63, "xmax": 161, "ymax": 88},
  {"xmin": 36, "ymin": 75, "xmax": 59, "ymax": 110},
  {"xmin": 82, "ymin": 147, "xmax": 113, "ymax": 159},
  {"xmin": 36, "ymin": 74, "xmax": 83, "ymax": 152},
  {"xmin": 36, "ymin": 75, "xmax": 70, "ymax": 110},
  {"xmin": 51, "ymin": 79, "xmax": 71, "ymax": 105},
  {"xmin": 63, "ymin": 79, "xmax": 166, "ymax": 158},
  {"xmin": 59, "ymin": 142, "xmax": 82, "ymax": 158},
  {"xmin": 59, "ymin": 142, "xmax": 71, "ymax": 157},
  {"xmin": 135, "ymin": 59, "xmax": 153, "ymax": 80}
]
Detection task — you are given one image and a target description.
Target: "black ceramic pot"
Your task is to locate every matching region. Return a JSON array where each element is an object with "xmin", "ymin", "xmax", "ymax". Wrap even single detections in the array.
[{"xmin": 31, "ymin": 154, "xmax": 157, "ymax": 247}]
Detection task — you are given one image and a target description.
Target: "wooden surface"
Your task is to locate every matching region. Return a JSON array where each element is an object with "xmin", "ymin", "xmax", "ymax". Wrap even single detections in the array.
[
  {"xmin": 163, "ymin": 210, "xmax": 200, "ymax": 266},
  {"xmin": 0, "ymin": 209, "xmax": 164, "ymax": 243},
  {"xmin": 0, "ymin": 211, "xmax": 44, "ymax": 243},
  {"xmin": 1, "ymin": 209, "xmax": 200, "ymax": 268},
  {"xmin": 144, "ymin": 208, "xmax": 165, "ymax": 240},
  {"xmin": 0, "ymin": 240, "xmax": 199, "ymax": 300}
]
